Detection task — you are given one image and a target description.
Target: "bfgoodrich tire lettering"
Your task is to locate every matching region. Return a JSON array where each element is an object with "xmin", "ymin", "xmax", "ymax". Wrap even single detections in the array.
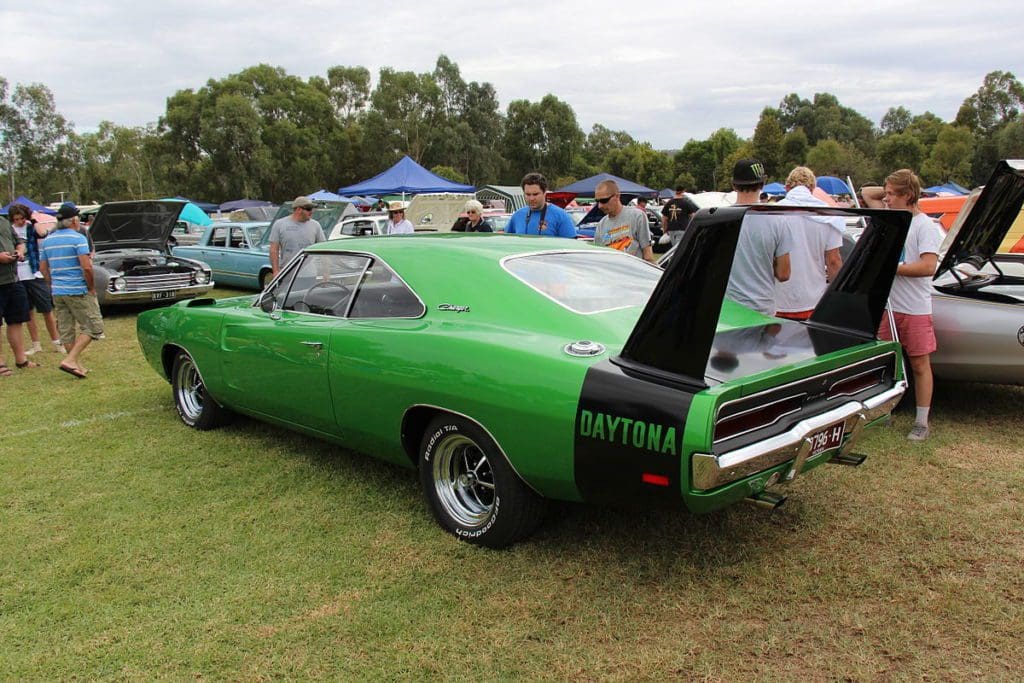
[
  {"xmin": 419, "ymin": 415, "xmax": 546, "ymax": 549},
  {"xmin": 171, "ymin": 350, "xmax": 231, "ymax": 430}
]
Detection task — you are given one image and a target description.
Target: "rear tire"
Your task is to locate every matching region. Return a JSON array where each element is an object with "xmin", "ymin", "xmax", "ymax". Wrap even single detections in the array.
[
  {"xmin": 259, "ymin": 269, "xmax": 272, "ymax": 290},
  {"xmin": 171, "ymin": 350, "xmax": 232, "ymax": 430},
  {"xmin": 419, "ymin": 415, "xmax": 546, "ymax": 549}
]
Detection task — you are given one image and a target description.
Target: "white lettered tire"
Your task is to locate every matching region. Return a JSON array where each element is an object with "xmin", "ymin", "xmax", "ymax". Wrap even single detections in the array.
[{"xmin": 419, "ymin": 415, "xmax": 546, "ymax": 549}]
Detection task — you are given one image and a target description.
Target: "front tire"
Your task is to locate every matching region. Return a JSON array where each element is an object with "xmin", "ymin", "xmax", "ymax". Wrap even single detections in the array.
[
  {"xmin": 419, "ymin": 415, "xmax": 546, "ymax": 548},
  {"xmin": 171, "ymin": 350, "xmax": 231, "ymax": 430}
]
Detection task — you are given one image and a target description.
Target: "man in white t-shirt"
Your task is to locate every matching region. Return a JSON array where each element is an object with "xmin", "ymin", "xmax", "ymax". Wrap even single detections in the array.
[
  {"xmin": 774, "ymin": 167, "xmax": 844, "ymax": 320},
  {"xmin": 863, "ymin": 170, "xmax": 945, "ymax": 441}
]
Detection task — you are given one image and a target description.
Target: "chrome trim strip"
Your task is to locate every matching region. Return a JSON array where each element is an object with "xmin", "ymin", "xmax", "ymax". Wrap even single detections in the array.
[{"xmin": 692, "ymin": 380, "xmax": 906, "ymax": 491}]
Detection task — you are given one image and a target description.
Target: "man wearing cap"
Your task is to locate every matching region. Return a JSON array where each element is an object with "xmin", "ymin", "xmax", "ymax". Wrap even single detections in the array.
[
  {"xmin": 385, "ymin": 202, "xmax": 414, "ymax": 235},
  {"xmin": 593, "ymin": 180, "xmax": 654, "ymax": 262},
  {"xmin": 269, "ymin": 196, "xmax": 325, "ymax": 278},
  {"xmin": 39, "ymin": 204, "xmax": 102, "ymax": 379},
  {"xmin": 725, "ymin": 159, "xmax": 793, "ymax": 316},
  {"xmin": 660, "ymin": 184, "xmax": 699, "ymax": 246},
  {"xmin": 505, "ymin": 172, "xmax": 577, "ymax": 238}
]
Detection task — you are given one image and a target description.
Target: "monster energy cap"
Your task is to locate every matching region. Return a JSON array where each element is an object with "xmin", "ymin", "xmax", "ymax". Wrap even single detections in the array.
[{"xmin": 732, "ymin": 159, "xmax": 767, "ymax": 186}]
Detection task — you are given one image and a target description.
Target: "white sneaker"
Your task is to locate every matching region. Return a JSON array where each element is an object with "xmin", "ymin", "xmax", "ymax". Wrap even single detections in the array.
[
  {"xmin": 907, "ymin": 423, "xmax": 930, "ymax": 441},
  {"xmin": 52, "ymin": 340, "xmax": 67, "ymax": 354},
  {"xmin": 25, "ymin": 342, "xmax": 43, "ymax": 356}
]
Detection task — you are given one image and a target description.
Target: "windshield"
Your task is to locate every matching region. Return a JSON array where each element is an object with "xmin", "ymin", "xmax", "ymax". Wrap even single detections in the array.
[{"xmin": 503, "ymin": 251, "xmax": 661, "ymax": 314}]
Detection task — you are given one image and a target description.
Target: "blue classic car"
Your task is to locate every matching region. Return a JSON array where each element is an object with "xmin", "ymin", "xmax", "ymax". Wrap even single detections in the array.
[{"xmin": 173, "ymin": 222, "xmax": 273, "ymax": 290}]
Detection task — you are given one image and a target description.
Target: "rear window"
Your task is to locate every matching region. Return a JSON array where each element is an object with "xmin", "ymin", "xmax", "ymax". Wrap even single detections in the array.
[{"xmin": 502, "ymin": 251, "xmax": 661, "ymax": 314}]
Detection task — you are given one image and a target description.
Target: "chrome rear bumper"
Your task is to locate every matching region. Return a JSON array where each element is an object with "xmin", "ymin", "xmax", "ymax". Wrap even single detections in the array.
[{"xmin": 691, "ymin": 381, "xmax": 906, "ymax": 491}]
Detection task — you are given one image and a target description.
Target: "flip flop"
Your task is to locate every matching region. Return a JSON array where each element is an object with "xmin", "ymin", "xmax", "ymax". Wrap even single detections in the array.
[
  {"xmin": 0, "ymin": 364, "xmax": 11, "ymax": 377},
  {"xmin": 16, "ymin": 359, "xmax": 40, "ymax": 369},
  {"xmin": 58, "ymin": 364, "xmax": 88, "ymax": 379}
]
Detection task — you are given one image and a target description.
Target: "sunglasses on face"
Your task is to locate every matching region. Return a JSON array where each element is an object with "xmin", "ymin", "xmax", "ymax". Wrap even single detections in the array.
[{"xmin": 595, "ymin": 195, "xmax": 615, "ymax": 204}]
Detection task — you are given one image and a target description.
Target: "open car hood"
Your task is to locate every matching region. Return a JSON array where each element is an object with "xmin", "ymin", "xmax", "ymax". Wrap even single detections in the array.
[
  {"xmin": 90, "ymin": 200, "xmax": 185, "ymax": 252},
  {"xmin": 935, "ymin": 159, "xmax": 1024, "ymax": 278}
]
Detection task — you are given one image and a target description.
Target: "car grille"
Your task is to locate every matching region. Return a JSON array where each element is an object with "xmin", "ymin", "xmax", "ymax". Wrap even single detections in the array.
[{"xmin": 121, "ymin": 273, "xmax": 193, "ymax": 291}]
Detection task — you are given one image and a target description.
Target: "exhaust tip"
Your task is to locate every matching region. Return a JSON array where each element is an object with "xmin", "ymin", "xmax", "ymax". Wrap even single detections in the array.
[{"xmin": 744, "ymin": 490, "xmax": 787, "ymax": 510}]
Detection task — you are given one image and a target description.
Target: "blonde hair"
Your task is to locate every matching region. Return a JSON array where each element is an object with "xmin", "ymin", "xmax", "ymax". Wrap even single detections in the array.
[
  {"xmin": 885, "ymin": 169, "xmax": 922, "ymax": 205},
  {"xmin": 785, "ymin": 166, "xmax": 816, "ymax": 191}
]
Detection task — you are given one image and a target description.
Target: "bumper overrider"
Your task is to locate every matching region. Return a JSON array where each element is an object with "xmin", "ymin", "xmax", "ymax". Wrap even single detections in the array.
[{"xmin": 691, "ymin": 381, "xmax": 906, "ymax": 491}]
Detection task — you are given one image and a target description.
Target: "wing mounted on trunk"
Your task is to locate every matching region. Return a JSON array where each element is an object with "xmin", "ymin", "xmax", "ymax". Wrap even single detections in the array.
[{"xmin": 615, "ymin": 205, "xmax": 910, "ymax": 388}]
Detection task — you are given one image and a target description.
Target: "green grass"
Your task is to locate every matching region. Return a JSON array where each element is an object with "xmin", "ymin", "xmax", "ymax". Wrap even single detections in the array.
[{"xmin": 2, "ymin": 291, "xmax": 1023, "ymax": 679}]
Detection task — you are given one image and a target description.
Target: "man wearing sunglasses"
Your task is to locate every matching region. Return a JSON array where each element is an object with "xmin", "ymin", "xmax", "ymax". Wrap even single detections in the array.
[
  {"xmin": 593, "ymin": 180, "xmax": 654, "ymax": 262},
  {"xmin": 504, "ymin": 172, "xmax": 577, "ymax": 238},
  {"xmin": 269, "ymin": 196, "xmax": 325, "ymax": 278}
]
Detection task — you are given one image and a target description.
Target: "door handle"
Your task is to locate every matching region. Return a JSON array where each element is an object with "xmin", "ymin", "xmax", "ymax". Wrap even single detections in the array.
[{"xmin": 300, "ymin": 341, "xmax": 323, "ymax": 350}]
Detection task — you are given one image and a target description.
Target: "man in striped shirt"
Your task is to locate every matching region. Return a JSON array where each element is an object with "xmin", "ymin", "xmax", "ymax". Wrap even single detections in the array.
[{"xmin": 39, "ymin": 204, "xmax": 104, "ymax": 379}]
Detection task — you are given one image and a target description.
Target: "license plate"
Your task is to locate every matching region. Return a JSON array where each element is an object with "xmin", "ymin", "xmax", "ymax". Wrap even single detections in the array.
[
  {"xmin": 151, "ymin": 291, "xmax": 177, "ymax": 300},
  {"xmin": 808, "ymin": 421, "xmax": 845, "ymax": 457}
]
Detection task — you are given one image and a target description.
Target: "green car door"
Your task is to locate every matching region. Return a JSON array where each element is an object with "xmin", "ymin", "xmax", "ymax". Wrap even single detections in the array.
[{"xmin": 218, "ymin": 254, "xmax": 364, "ymax": 434}]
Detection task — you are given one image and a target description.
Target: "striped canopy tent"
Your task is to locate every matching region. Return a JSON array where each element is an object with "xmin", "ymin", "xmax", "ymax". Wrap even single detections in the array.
[{"xmin": 476, "ymin": 185, "xmax": 526, "ymax": 213}]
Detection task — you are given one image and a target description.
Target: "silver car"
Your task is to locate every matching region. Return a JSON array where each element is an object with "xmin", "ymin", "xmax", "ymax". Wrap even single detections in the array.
[
  {"xmin": 929, "ymin": 159, "xmax": 1024, "ymax": 384},
  {"xmin": 90, "ymin": 200, "xmax": 214, "ymax": 306}
]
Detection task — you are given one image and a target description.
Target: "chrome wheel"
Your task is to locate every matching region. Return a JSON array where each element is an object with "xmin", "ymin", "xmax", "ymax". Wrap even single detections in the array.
[
  {"xmin": 431, "ymin": 433, "xmax": 496, "ymax": 527},
  {"xmin": 173, "ymin": 354, "xmax": 204, "ymax": 425}
]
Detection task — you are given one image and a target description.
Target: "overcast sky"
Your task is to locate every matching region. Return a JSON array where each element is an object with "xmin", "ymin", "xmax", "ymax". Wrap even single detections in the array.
[{"xmin": 4, "ymin": 0, "xmax": 1022, "ymax": 149}]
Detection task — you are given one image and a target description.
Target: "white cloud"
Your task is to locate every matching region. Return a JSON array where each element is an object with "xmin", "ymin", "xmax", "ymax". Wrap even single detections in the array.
[{"xmin": 3, "ymin": 0, "xmax": 1021, "ymax": 149}]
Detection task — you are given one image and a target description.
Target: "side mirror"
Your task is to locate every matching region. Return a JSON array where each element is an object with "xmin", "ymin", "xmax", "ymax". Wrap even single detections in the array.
[{"xmin": 260, "ymin": 293, "xmax": 277, "ymax": 315}]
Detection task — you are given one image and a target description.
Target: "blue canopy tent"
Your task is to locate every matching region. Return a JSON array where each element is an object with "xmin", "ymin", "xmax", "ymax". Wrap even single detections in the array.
[
  {"xmin": 763, "ymin": 182, "xmax": 787, "ymax": 196},
  {"xmin": 308, "ymin": 189, "xmax": 349, "ymax": 202},
  {"xmin": 168, "ymin": 196, "xmax": 219, "ymax": 213},
  {"xmin": 338, "ymin": 155, "xmax": 475, "ymax": 195},
  {"xmin": 815, "ymin": 176, "xmax": 853, "ymax": 195},
  {"xmin": 160, "ymin": 198, "xmax": 213, "ymax": 226},
  {"xmin": 554, "ymin": 173, "xmax": 657, "ymax": 198},
  {"xmin": 658, "ymin": 188, "xmax": 674, "ymax": 199},
  {"xmin": 1, "ymin": 195, "xmax": 57, "ymax": 215},
  {"xmin": 923, "ymin": 182, "xmax": 969, "ymax": 196},
  {"xmin": 220, "ymin": 199, "xmax": 273, "ymax": 211}
]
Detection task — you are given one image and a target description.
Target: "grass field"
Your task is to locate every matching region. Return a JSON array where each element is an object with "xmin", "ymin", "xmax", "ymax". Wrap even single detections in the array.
[{"xmin": 3, "ymin": 290, "xmax": 1023, "ymax": 679}]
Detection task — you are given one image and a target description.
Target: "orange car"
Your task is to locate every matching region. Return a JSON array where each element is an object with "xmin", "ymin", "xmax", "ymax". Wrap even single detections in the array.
[{"xmin": 918, "ymin": 195, "xmax": 968, "ymax": 230}]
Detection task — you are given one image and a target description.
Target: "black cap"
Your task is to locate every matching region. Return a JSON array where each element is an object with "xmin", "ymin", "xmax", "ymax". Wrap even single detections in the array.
[
  {"xmin": 56, "ymin": 203, "xmax": 80, "ymax": 220},
  {"xmin": 732, "ymin": 159, "xmax": 766, "ymax": 185}
]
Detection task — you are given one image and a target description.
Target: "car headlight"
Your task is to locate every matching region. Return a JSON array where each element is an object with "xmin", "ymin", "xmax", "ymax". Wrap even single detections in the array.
[
  {"xmin": 195, "ymin": 270, "xmax": 210, "ymax": 285},
  {"xmin": 111, "ymin": 276, "xmax": 127, "ymax": 292}
]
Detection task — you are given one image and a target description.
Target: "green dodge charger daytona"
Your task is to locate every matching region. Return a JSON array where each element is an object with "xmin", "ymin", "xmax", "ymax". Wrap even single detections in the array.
[{"xmin": 138, "ymin": 204, "xmax": 910, "ymax": 548}]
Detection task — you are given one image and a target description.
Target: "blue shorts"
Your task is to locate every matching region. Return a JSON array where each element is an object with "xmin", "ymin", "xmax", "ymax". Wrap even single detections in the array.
[
  {"xmin": 0, "ymin": 282, "xmax": 31, "ymax": 325},
  {"xmin": 20, "ymin": 278, "xmax": 54, "ymax": 314}
]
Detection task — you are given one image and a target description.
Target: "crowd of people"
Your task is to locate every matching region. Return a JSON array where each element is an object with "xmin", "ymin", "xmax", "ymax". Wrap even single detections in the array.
[{"xmin": 0, "ymin": 203, "xmax": 104, "ymax": 379}]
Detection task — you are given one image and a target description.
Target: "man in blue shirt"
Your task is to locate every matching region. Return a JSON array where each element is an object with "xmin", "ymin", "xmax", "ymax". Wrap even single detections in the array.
[
  {"xmin": 39, "ymin": 204, "xmax": 103, "ymax": 379},
  {"xmin": 504, "ymin": 172, "xmax": 577, "ymax": 238}
]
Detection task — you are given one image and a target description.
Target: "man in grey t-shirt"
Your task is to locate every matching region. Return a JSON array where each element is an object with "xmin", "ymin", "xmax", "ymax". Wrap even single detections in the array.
[
  {"xmin": 269, "ymin": 196, "xmax": 325, "ymax": 277},
  {"xmin": 593, "ymin": 180, "xmax": 654, "ymax": 262}
]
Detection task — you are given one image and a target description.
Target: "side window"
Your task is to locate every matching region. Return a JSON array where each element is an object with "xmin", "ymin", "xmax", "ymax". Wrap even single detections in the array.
[
  {"xmin": 210, "ymin": 227, "xmax": 228, "ymax": 247},
  {"xmin": 349, "ymin": 260, "xmax": 424, "ymax": 318},
  {"xmin": 229, "ymin": 227, "xmax": 245, "ymax": 248},
  {"xmin": 283, "ymin": 253, "xmax": 371, "ymax": 317}
]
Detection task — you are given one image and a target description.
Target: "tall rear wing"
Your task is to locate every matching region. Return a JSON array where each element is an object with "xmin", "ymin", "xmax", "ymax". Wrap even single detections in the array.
[{"xmin": 615, "ymin": 205, "xmax": 910, "ymax": 388}]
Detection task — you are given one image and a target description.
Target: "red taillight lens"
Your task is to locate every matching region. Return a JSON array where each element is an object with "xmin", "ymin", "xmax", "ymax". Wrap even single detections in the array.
[
  {"xmin": 641, "ymin": 473, "xmax": 670, "ymax": 487},
  {"xmin": 714, "ymin": 394, "xmax": 805, "ymax": 442},
  {"xmin": 828, "ymin": 368, "xmax": 884, "ymax": 398}
]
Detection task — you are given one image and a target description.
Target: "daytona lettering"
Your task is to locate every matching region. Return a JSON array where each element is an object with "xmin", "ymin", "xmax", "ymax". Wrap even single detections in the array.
[{"xmin": 577, "ymin": 409, "xmax": 677, "ymax": 455}]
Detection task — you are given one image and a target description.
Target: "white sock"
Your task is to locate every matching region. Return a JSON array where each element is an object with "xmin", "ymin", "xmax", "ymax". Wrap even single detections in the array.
[{"xmin": 915, "ymin": 407, "xmax": 929, "ymax": 426}]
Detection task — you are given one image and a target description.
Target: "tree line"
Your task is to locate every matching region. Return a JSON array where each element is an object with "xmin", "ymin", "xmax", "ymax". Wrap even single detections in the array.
[{"xmin": 1, "ymin": 58, "xmax": 1022, "ymax": 206}]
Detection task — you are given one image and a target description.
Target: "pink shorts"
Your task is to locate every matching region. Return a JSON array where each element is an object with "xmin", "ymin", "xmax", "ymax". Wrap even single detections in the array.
[{"xmin": 878, "ymin": 312, "xmax": 936, "ymax": 357}]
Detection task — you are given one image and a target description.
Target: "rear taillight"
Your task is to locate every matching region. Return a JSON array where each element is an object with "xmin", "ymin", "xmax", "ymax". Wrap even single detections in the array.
[
  {"xmin": 828, "ymin": 367, "xmax": 885, "ymax": 399},
  {"xmin": 714, "ymin": 394, "xmax": 805, "ymax": 442}
]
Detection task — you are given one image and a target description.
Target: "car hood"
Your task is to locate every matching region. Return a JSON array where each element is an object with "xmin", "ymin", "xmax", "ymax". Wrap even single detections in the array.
[
  {"xmin": 90, "ymin": 200, "xmax": 186, "ymax": 252},
  {"xmin": 935, "ymin": 159, "xmax": 1024, "ymax": 278}
]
